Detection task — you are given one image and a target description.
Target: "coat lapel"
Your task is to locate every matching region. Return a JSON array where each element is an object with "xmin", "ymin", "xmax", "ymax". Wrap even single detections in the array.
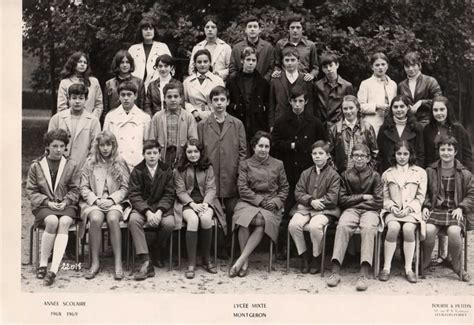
[
  {"xmin": 54, "ymin": 156, "xmax": 67, "ymax": 192},
  {"xmin": 73, "ymin": 113, "xmax": 89, "ymax": 142},
  {"xmin": 39, "ymin": 157, "xmax": 54, "ymax": 194},
  {"xmin": 207, "ymin": 115, "xmax": 221, "ymax": 137},
  {"xmin": 62, "ymin": 113, "xmax": 72, "ymax": 136}
]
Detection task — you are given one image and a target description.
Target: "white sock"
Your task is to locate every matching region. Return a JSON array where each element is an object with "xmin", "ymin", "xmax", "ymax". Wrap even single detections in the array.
[
  {"xmin": 404, "ymin": 241, "xmax": 416, "ymax": 273},
  {"xmin": 383, "ymin": 241, "xmax": 397, "ymax": 272},
  {"xmin": 40, "ymin": 232, "xmax": 56, "ymax": 267},
  {"xmin": 50, "ymin": 234, "xmax": 69, "ymax": 274}
]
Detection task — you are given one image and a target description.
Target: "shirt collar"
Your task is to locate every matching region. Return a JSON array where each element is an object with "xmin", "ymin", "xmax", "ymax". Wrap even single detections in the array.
[
  {"xmin": 166, "ymin": 108, "xmax": 181, "ymax": 116},
  {"xmin": 408, "ymin": 72, "xmax": 421, "ymax": 82},
  {"xmin": 282, "ymin": 37, "xmax": 307, "ymax": 46}
]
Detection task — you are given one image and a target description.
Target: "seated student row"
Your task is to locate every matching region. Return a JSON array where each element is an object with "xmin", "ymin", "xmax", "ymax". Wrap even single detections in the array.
[{"xmin": 30, "ymin": 80, "xmax": 473, "ymax": 287}]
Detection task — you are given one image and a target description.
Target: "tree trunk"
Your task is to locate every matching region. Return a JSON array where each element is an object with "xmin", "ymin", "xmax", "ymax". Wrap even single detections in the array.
[{"xmin": 48, "ymin": 0, "xmax": 57, "ymax": 115}]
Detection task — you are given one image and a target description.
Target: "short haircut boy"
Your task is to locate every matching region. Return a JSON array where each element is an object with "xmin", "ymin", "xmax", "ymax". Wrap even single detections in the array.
[
  {"xmin": 68, "ymin": 83, "xmax": 88, "ymax": 98},
  {"xmin": 403, "ymin": 51, "xmax": 421, "ymax": 67},
  {"xmin": 142, "ymin": 139, "xmax": 161, "ymax": 154},
  {"xmin": 243, "ymin": 15, "xmax": 260, "ymax": 27},
  {"xmin": 209, "ymin": 85, "xmax": 229, "ymax": 100},
  {"xmin": 240, "ymin": 46, "xmax": 258, "ymax": 60},
  {"xmin": 437, "ymin": 135, "xmax": 458, "ymax": 152},
  {"xmin": 163, "ymin": 82, "xmax": 183, "ymax": 97},
  {"xmin": 289, "ymin": 86, "xmax": 307, "ymax": 100},
  {"xmin": 282, "ymin": 48, "xmax": 300, "ymax": 60},
  {"xmin": 320, "ymin": 53, "xmax": 339, "ymax": 67},
  {"xmin": 118, "ymin": 81, "xmax": 138, "ymax": 95},
  {"xmin": 286, "ymin": 14, "xmax": 304, "ymax": 28},
  {"xmin": 351, "ymin": 143, "xmax": 370, "ymax": 157}
]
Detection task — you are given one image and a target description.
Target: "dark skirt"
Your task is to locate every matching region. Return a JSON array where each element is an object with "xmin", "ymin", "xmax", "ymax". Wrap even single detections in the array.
[
  {"xmin": 427, "ymin": 209, "xmax": 465, "ymax": 230},
  {"xmin": 33, "ymin": 206, "xmax": 78, "ymax": 227}
]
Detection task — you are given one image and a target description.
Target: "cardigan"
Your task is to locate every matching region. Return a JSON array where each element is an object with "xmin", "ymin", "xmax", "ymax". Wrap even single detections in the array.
[{"xmin": 57, "ymin": 76, "xmax": 103, "ymax": 119}]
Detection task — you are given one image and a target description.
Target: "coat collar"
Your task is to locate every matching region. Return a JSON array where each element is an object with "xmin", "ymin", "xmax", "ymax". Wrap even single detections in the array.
[
  {"xmin": 206, "ymin": 113, "xmax": 233, "ymax": 138},
  {"xmin": 39, "ymin": 156, "xmax": 68, "ymax": 193},
  {"xmin": 280, "ymin": 37, "xmax": 309, "ymax": 47},
  {"xmin": 429, "ymin": 159, "xmax": 466, "ymax": 171},
  {"xmin": 382, "ymin": 124, "xmax": 416, "ymax": 143},
  {"xmin": 59, "ymin": 109, "xmax": 94, "ymax": 142}
]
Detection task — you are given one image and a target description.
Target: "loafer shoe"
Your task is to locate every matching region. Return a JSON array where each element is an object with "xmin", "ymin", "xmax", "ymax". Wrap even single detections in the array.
[
  {"xmin": 326, "ymin": 272, "xmax": 341, "ymax": 287},
  {"xmin": 406, "ymin": 270, "xmax": 417, "ymax": 283},
  {"xmin": 378, "ymin": 269, "xmax": 390, "ymax": 281},
  {"xmin": 133, "ymin": 261, "xmax": 155, "ymax": 281},
  {"xmin": 356, "ymin": 275, "xmax": 368, "ymax": 291},
  {"xmin": 43, "ymin": 271, "xmax": 56, "ymax": 286}
]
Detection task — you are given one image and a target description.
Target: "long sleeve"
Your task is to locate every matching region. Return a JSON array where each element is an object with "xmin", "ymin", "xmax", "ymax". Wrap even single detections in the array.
[
  {"xmin": 128, "ymin": 169, "xmax": 151, "ymax": 215},
  {"xmin": 25, "ymin": 163, "xmax": 49, "ymax": 211},
  {"xmin": 203, "ymin": 166, "xmax": 217, "ymax": 205},
  {"xmin": 237, "ymin": 161, "xmax": 265, "ymax": 206},
  {"xmin": 63, "ymin": 162, "xmax": 81, "ymax": 206},
  {"xmin": 237, "ymin": 121, "xmax": 247, "ymax": 163},
  {"xmin": 458, "ymin": 172, "xmax": 474, "ymax": 214},
  {"xmin": 173, "ymin": 169, "xmax": 193, "ymax": 206},
  {"xmin": 270, "ymin": 162, "xmax": 289, "ymax": 209},
  {"xmin": 92, "ymin": 79, "xmax": 103, "ymax": 119},
  {"xmin": 320, "ymin": 170, "xmax": 340, "ymax": 209},
  {"xmin": 152, "ymin": 172, "xmax": 176, "ymax": 213},
  {"xmin": 80, "ymin": 159, "xmax": 99, "ymax": 206},
  {"xmin": 414, "ymin": 125, "xmax": 425, "ymax": 167},
  {"xmin": 269, "ymin": 80, "xmax": 276, "ymax": 128},
  {"xmin": 382, "ymin": 171, "xmax": 397, "ymax": 211},
  {"xmin": 144, "ymin": 83, "xmax": 154, "ymax": 116},
  {"xmin": 358, "ymin": 80, "xmax": 377, "ymax": 115},
  {"xmin": 294, "ymin": 170, "xmax": 313, "ymax": 206},
  {"xmin": 407, "ymin": 168, "xmax": 427, "ymax": 214},
  {"xmin": 57, "ymin": 79, "xmax": 69, "ymax": 112},
  {"xmin": 338, "ymin": 176, "xmax": 364, "ymax": 209},
  {"xmin": 108, "ymin": 161, "xmax": 130, "ymax": 204}
]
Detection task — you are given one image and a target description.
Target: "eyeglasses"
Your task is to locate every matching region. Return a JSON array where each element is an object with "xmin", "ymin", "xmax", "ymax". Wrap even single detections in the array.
[{"xmin": 352, "ymin": 154, "xmax": 368, "ymax": 159}]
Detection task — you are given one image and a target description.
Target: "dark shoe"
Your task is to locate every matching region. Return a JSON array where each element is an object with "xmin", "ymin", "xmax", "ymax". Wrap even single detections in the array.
[
  {"xmin": 326, "ymin": 272, "xmax": 341, "ymax": 287},
  {"xmin": 202, "ymin": 262, "xmax": 218, "ymax": 274},
  {"xmin": 36, "ymin": 266, "xmax": 47, "ymax": 279},
  {"xmin": 309, "ymin": 266, "xmax": 320, "ymax": 275},
  {"xmin": 114, "ymin": 269, "xmax": 124, "ymax": 281},
  {"xmin": 406, "ymin": 270, "xmax": 417, "ymax": 283},
  {"xmin": 217, "ymin": 248, "xmax": 229, "ymax": 260},
  {"xmin": 228, "ymin": 265, "xmax": 239, "ymax": 278},
  {"xmin": 134, "ymin": 261, "xmax": 155, "ymax": 281},
  {"xmin": 356, "ymin": 275, "xmax": 368, "ymax": 291},
  {"xmin": 43, "ymin": 271, "xmax": 56, "ymax": 286},
  {"xmin": 84, "ymin": 267, "xmax": 100, "ymax": 280},
  {"xmin": 300, "ymin": 253, "xmax": 311, "ymax": 274},
  {"xmin": 185, "ymin": 266, "xmax": 195, "ymax": 279},
  {"xmin": 152, "ymin": 258, "xmax": 165, "ymax": 268},
  {"xmin": 238, "ymin": 267, "xmax": 248, "ymax": 278},
  {"xmin": 378, "ymin": 269, "xmax": 390, "ymax": 282}
]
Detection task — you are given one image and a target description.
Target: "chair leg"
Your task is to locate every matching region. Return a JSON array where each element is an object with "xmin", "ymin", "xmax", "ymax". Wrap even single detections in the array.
[
  {"xmin": 35, "ymin": 228, "xmax": 40, "ymax": 271},
  {"xmin": 373, "ymin": 232, "xmax": 378, "ymax": 278},
  {"xmin": 321, "ymin": 224, "xmax": 328, "ymax": 277},
  {"xmin": 229, "ymin": 229, "xmax": 235, "ymax": 271},
  {"xmin": 169, "ymin": 231, "xmax": 173, "ymax": 271},
  {"xmin": 286, "ymin": 228, "xmax": 290, "ymax": 274},
  {"xmin": 126, "ymin": 228, "xmax": 130, "ymax": 272},
  {"xmin": 213, "ymin": 220, "xmax": 218, "ymax": 268},
  {"xmin": 75, "ymin": 224, "xmax": 80, "ymax": 265},
  {"xmin": 464, "ymin": 232, "xmax": 468, "ymax": 272},
  {"xmin": 269, "ymin": 239, "xmax": 273, "ymax": 273},
  {"xmin": 415, "ymin": 229, "xmax": 419, "ymax": 281},
  {"xmin": 29, "ymin": 225, "xmax": 34, "ymax": 265},
  {"xmin": 177, "ymin": 230, "xmax": 181, "ymax": 271},
  {"xmin": 375, "ymin": 231, "xmax": 381, "ymax": 278},
  {"xmin": 420, "ymin": 241, "xmax": 424, "ymax": 278},
  {"xmin": 131, "ymin": 244, "xmax": 135, "ymax": 275}
]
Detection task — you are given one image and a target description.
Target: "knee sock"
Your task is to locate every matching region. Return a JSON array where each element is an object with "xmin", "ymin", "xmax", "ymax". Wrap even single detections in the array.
[
  {"xmin": 383, "ymin": 241, "xmax": 397, "ymax": 272},
  {"xmin": 448, "ymin": 234, "xmax": 462, "ymax": 272},
  {"xmin": 186, "ymin": 231, "xmax": 198, "ymax": 267},
  {"xmin": 40, "ymin": 232, "xmax": 56, "ymax": 267},
  {"xmin": 50, "ymin": 234, "xmax": 69, "ymax": 274},
  {"xmin": 403, "ymin": 241, "xmax": 416, "ymax": 273},
  {"xmin": 199, "ymin": 228, "xmax": 212, "ymax": 264}
]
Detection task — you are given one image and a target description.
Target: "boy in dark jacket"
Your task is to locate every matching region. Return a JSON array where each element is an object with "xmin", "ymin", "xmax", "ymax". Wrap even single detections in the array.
[
  {"xmin": 128, "ymin": 140, "xmax": 176, "ymax": 280},
  {"xmin": 327, "ymin": 143, "xmax": 383, "ymax": 291}
]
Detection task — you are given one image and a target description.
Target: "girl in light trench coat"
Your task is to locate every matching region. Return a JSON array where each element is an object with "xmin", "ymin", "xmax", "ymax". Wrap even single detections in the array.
[
  {"xmin": 173, "ymin": 139, "xmax": 226, "ymax": 279},
  {"xmin": 80, "ymin": 131, "xmax": 130, "ymax": 280},
  {"xmin": 229, "ymin": 131, "xmax": 289, "ymax": 277},
  {"xmin": 379, "ymin": 140, "xmax": 427, "ymax": 283}
]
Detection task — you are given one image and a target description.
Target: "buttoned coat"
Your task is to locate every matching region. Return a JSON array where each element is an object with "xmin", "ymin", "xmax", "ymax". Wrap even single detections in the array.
[
  {"xmin": 294, "ymin": 164, "xmax": 341, "ymax": 219},
  {"xmin": 232, "ymin": 155, "xmax": 289, "ymax": 242},
  {"xmin": 48, "ymin": 109, "xmax": 101, "ymax": 169},
  {"xmin": 128, "ymin": 41, "xmax": 172, "ymax": 90},
  {"xmin": 103, "ymin": 105, "xmax": 151, "ymax": 171},
  {"xmin": 398, "ymin": 73, "xmax": 442, "ymax": 122},
  {"xmin": 377, "ymin": 121, "xmax": 425, "ymax": 172},
  {"xmin": 228, "ymin": 38, "xmax": 274, "ymax": 81},
  {"xmin": 197, "ymin": 114, "xmax": 247, "ymax": 198},
  {"xmin": 424, "ymin": 160, "xmax": 474, "ymax": 231},
  {"xmin": 148, "ymin": 108, "xmax": 198, "ymax": 163},
  {"xmin": 183, "ymin": 72, "xmax": 225, "ymax": 120},
  {"xmin": 314, "ymin": 75, "xmax": 354, "ymax": 125},
  {"xmin": 269, "ymin": 73, "xmax": 314, "ymax": 128},
  {"xmin": 173, "ymin": 165, "xmax": 226, "ymax": 233},
  {"xmin": 144, "ymin": 77, "xmax": 182, "ymax": 116},
  {"xmin": 227, "ymin": 70, "xmax": 270, "ymax": 141},
  {"xmin": 188, "ymin": 38, "xmax": 232, "ymax": 80},
  {"xmin": 57, "ymin": 76, "xmax": 103, "ymax": 119},
  {"xmin": 272, "ymin": 110, "xmax": 327, "ymax": 187},
  {"xmin": 26, "ymin": 156, "xmax": 81, "ymax": 212},
  {"xmin": 128, "ymin": 160, "xmax": 176, "ymax": 225}
]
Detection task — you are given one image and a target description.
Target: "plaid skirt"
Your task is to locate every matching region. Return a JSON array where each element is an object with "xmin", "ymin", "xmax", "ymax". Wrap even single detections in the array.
[{"xmin": 427, "ymin": 175, "xmax": 464, "ymax": 229}]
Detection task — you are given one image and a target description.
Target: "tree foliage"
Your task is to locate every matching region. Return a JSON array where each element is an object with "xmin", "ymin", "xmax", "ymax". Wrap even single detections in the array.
[{"xmin": 23, "ymin": 0, "xmax": 473, "ymax": 122}]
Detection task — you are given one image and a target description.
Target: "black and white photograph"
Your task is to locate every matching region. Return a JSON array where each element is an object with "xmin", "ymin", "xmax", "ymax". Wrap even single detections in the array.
[{"xmin": 2, "ymin": 0, "xmax": 474, "ymax": 323}]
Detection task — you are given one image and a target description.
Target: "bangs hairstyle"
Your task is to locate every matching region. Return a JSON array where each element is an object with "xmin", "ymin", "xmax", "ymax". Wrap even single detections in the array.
[
  {"xmin": 153, "ymin": 54, "xmax": 175, "ymax": 69},
  {"xmin": 163, "ymin": 82, "xmax": 183, "ymax": 97},
  {"xmin": 282, "ymin": 47, "xmax": 300, "ymax": 60},
  {"xmin": 311, "ymin": 140, "xmax": 333, "ymax": 153},
  {"xmin": 203, "ymin": 14, "xmax": 220, "ymax": 28},
  {"xmin": 136, "ymin": 17, "xmax": 157, "ymax": 42},
  {"xmin": 117, "ymin": 80, "xmax": 138, "ymax": 95},
  {"xmin": 289, "ymin": 85, "xmax": 306, "ymax": 100},
  {"xmin": 193, "ymin": 49, "xmax": 212, "ymax": 73},
  {"xmin": 44, "ymin": 129, "xmax": 69, "ymax": 148},
  {"xmin": 429, "ymin": 96, "xmax": 457, "ymax": 126},
  {"xmin": 177, "ymin": 138, "xmax": 211, "ymax": 172},
  {"xmin": 68, "ymin": 83, "xmax": 89, "ymax": 99},
  {"xmin": 389, "ymin": 140, "xmax": 417, "ymax": 167},
  {"xmin": 320, "ymin": 52, "xmax": 339, "ymax": 66},
  {"xmin": 384, "ymin": 95, "xmax": 417, "ymax": 130},
  {"xmin": 251, "ymin": 130, "xmax": 272, "ymax": 148},
  {"xmin": 351, "ymin": 143, "xmax": 370, "ymax": 157},
  {"xmin": 369, "ymin": 52, "xmax": 389, "ymax": 66},
  {"xmin": 286, "ymin": 14, "xmax": 304, "ymax": 28},
  {"xmin": 142, "ymin": 139, "xmax": 161, "ymax": 154},
  {"xmin": 341, "ymin": 95, "xmax": 361, "ymax": 117},
  {"xmin": 436, "ymin": 135, "xmax": 458, "ymax": 153},
  {"xmin": 209, "ymin": 85, "xmax": 229, "ymax": 100},
  {"xmin": 60, "ymin": 51, "xmax": 91, "ymax": 87},
  {"xmin": 403, "ymin": 51, "xmax": 421, "ymax": 67},
  {"xmin": 243, "ymin": 15, "xmax": 260, "ymax": 27},
  {"xmin": 111, "ymin": 50, "xmax": 135, "ymax": 75},
  {"xmin": 240, "ymin": 46, "xmax": 258, "ymax": 60},
  {"xmin": 91, "ymin": 131, "xmax": 127, "ymax": 182}
]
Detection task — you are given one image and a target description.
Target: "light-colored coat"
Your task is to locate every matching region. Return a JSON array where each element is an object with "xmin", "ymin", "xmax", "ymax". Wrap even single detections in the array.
[
  {"xmin": 48, "ymin": 109, "xmax": 101, "ymax": 169},
  {"xmin": 382, "ymin": 165, "xmax": 427, "ymax": 225},
  {"xmin": 183, "ymin": 72, "xmax": 225, "ymax": 120},
  {"xmin": 129, "ymin": 41, "xmax": 172, "ymax": 90},
  {"xmin": 57, "ymin": 76, "xmax": 103, "ymax": 119},
  {"xmin": 103, "ymin": 105, "xmax": 151, "ymax": 171},
  {"xmin": 26, "ymin": 156, "xmax": 81, "ymax": 212},
  {"xmin": 148, "ymin": 108, "xmax": 198, "ymax": 162},
  {"xmin": 188, "ymin": 38, "xmax": 232, "ymax": 80},
  {"xmin": 197, "ymin": 114, "xmax": 247, "ymax": 198},
  {"xmin": 173, "ymin": 165, "xmax": 226, "ymax": 233}
]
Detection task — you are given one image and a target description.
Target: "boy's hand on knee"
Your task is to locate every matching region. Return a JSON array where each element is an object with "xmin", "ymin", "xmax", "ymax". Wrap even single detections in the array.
[{"xmin": 451, "ymin": 208, "xmax": 463, "ymax": 221}]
